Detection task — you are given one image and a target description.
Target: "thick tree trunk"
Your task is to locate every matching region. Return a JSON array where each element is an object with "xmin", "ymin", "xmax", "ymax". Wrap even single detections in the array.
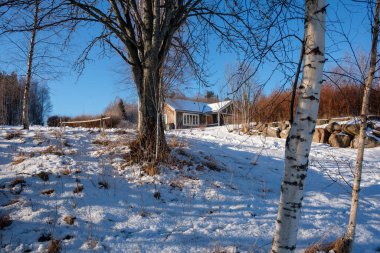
[
  {"xmin": 22, "ymin": 0, "xmax": 39, "ymax": 130},
  {"xmin": 271, "ymin": 1, "xmax": 326, "ymax": 252},
  {"xmin": 346, "ymin": 1, "xmax": 380, "ymax": 252},
  {"xmin": 132, "ymin": 63, "xmax": 168, "ymax": 162}
]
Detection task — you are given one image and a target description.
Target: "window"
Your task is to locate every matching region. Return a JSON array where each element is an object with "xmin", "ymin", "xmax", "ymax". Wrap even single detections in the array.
[
  {"xmin": 163, "ymin": 114, "xmax": 167, "ymax": 124},
  {"xmin": 183, "ymin": 113, "xmax": 199, "ymax": 126}
]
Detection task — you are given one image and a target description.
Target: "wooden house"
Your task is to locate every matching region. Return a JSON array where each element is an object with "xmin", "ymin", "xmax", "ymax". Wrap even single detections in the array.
[{"xmin": 163, "ymin": 98, "xmax": 233, "ymax": 129}]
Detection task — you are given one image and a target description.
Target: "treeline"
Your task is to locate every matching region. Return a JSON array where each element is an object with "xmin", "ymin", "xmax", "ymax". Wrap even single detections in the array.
[
  {"xmin": 251, "ymin": 82, "xmax": 380, "ymax": 123},
  {"xmin": 0, "ymin": 72, "xmax": 51, "ymax": 125},
  {"xmin": 47, "ymin": 99, "xmax": 138, "ymax": 128}
]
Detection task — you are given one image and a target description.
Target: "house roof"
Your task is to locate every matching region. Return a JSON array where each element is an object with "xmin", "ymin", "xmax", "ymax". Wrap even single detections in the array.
[{"xmin": 165, "ymin": 98, "xmax": 231, "ymax": 114}]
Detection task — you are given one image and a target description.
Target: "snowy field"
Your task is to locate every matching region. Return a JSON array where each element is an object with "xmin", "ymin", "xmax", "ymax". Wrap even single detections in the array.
[{"xmin": 0, "ymin": 125, "xmax": 379, "ymax": 253}]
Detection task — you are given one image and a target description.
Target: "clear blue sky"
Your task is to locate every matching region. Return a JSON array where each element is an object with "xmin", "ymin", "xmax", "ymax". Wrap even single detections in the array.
[{"xmin": 0, "ymin": 1, "xmax": 373, "ymax": 117}]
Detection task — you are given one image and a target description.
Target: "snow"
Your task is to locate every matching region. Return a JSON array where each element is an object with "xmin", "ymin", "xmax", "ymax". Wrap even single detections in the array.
[
  {"xmin": 0, "ymin": 125, "xmax": 379, "ymax": 252},
  {"xmin": 166, "ymin": 98, "xmax": 231, "ymax": 113}
]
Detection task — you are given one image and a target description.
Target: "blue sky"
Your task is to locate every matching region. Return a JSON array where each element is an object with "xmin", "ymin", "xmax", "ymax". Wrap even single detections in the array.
[{"xmin": 0, "ymin": 1, "xmax": 373, "ymax": 117}]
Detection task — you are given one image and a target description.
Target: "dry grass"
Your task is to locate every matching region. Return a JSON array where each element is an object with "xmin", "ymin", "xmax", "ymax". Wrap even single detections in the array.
[
  {"xmin": 92, "ymin": 138, "xmax": 112, "ymax": 146},
  {"xmin": 98, "ymin": 180, "xmax": 109, "ymax": 189},
  {"xmin": 1, "ymin": 199, "xmax": 19, "ymax": 207},
  {"xmin": 41, "ymin": 189, "xmax": 55, "ymax": 195},
  {"xmin": 9, "ymin": 178, "xmax": 26, "ymax": 188},
  {"xmin": 63, "ymin": 215, "xmax": 76, "ymax": 225},
  {"xmin": 61, "ymin": 168, "xmax": 71, "ymax": 175},
  {"xmin": 168, "ymin": 137, "xmax": 188, "ymax": 148},
  {"xmin": 175, "ymin": 148, "xmax": 191, "ymax": 157},
  {"xmin": 12, "ymin": 155, "xmax": 29, "ymax": 165},
  {"xmin": 142, "ymin": 163, "xmax": 160, "ymax": 176},
  {"xmin": 304, "ymin": 236, "xmax": 349, "ymax": 253},
  {"xmin": 0, "ymin": 214, "xmax": 12, "ymax": 229},
  {"xmin": 203, "ymin": 156, "xmax": 222, "ymax": 172},
  {"xmin": 38, "ymin": 233, "xmax": 52, "ymax": 242},
  {"xmin": 48, "ymin": 239, "xmax": 61, "ymax": 253},
  {"xmin": 4, "ymin": 131, "xmax": 22, "ymax": 140},
  {"xmin": 36, "ymin": 171, "xmax": 49, "ymax": 181},
  {"xmin": 153, "ymin": 191, "xmax": 161, "ymax": 199},
  {"xmin": 42, "ymin": 146, "xmax": 64, "ymax": 156},
  {"xmin": 73, "ymin": 184, "xmax": 84, "ymax": 194},
  {"xmin": 169, "ymin": 179, "xmax": 184, "ymax": 191}
]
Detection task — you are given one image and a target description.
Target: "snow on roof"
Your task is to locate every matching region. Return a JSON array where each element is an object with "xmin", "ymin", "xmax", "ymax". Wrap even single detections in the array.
[
  {"xmin": 207, "ymin": 100, "xmax": 231, "ymax": 112},
  {"xmin": 166, "ymin": 98, "xmax": 231, "ymax": 113}
]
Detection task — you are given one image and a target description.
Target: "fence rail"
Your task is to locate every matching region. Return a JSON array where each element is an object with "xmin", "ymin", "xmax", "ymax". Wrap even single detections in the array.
[{"xmin": 60, "ymin": 117, "xmax": 111, "ymax": 129}]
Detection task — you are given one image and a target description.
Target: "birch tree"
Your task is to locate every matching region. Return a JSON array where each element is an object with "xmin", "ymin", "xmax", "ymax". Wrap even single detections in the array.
[
  {"xmin": 271, "ymin": 1, "xmax": 326, "ymax": 252},
  {"xmin": 346, "ymin": 1, "xmax": 380, "ymax": 252}
]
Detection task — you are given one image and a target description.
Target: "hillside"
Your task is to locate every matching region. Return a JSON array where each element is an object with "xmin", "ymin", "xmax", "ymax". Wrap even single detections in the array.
[{"xmin": 0, "ymin": 126, "xmax": 379, "ymax": 252}]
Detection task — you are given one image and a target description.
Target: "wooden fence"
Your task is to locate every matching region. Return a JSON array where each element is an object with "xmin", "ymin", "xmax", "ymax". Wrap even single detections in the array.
[{"xmin": 60, "ymin": 116, "xmax": 111, "ymax": 129}]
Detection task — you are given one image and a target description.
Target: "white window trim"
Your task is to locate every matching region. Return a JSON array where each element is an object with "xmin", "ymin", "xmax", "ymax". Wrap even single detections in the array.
[
  {"xmin": 163, "ymin": 114, "xmax": 168, "ymax": 124},
  {"xmin": 183, "ymin": 113, "xmax": 199, "ymax": 126}
]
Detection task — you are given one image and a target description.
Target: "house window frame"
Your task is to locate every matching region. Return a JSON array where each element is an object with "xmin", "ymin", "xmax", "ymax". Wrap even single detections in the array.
[
  {"xmin": 163, "ymin": 114, "xmax": 168, "ymax": 124},
  {"xmin": 183, "ymin": 113, "xmax": 199, "ymax": 126}
]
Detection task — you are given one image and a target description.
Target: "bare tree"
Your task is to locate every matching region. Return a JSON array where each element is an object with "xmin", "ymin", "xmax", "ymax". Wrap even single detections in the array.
[
  {"xmin": 271, "ymin": 0, "xmax": 327, "ymax": 252},
  {"xmin": 22, "ymin": 0, "xmax": 39, "ymax": 129},
  {"xmin": 66, "ymin": 0, "xmax": 299, "ymax": 162},
  {"xmin": 226, "ymin": 63, "xmax": 263, "ymax": 133},
  {"xmin": 346, "ymin": 1, "xmax": 380, "ymax": 252}
]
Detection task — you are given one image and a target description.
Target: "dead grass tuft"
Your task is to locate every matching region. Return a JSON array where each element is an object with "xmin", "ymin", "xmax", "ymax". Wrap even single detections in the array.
[
  {"xmin": 142, "ymin": 163, "xmax": 160, "ymax": 176},
  {"xmin": 4, "ymin": 131, "xmax": 22, "ymax": 140},
  {"xmin": 304, "ymin": 236, "xmax": 349, "ymax": 253},
  {"xmin": 203, "ymin": 160, "xmax": 221, "ymax": 172},
  {"xmin": 73, "ymin": 184, "xmax": 84, "ymax": 194},
  {"xmin": 196, "ymin": 164, "xmax": 205, "ymax": 171},
  {"xmin": 175, "ymin": 148, "xmax": 190, "ymax": 157},
  {"xmin": 41, "ymin": 189, "xmax": 55, "ymax": 195},
  {"xmin": 36, "ymin": 172, "xmax": 49, "ymax": 181},
  {"xmin": 38, "ymin": 233, "xmax": 52, "ymax": 242},
  {"xmin": 42, "ymin": 146, "xmax": 64, "ymax": 156},
  {"xmin": 9, "ymin": 178, "xmax": 26, "ymax": 188},
  {"xmin": 12, "ymin": 156, "xmax": 29, "ymax": 165},
  {"xmin": 2, "ymin": 199, "xmax": 19, "ymax": 207},
  {"xmin": 169, "ymin": 179, "xmax": 184, "ymax": 191},
  {"xmin": 61, "ymin": 168, "xmax": 71, "ymax": 175},
  {"xmin": 98, "ymin": 180, "xmax": 109, "ymax": 189},
  {"xmin": 0, "ymin": 214, "xmax": 12, "ymax": 229},
  {"xmin": 92, "ymin": 138, "xmax": 112, "ymax": 146},
  {"xmin": 168, "ymin": 137, "xmax": 187, "ymax": 148},
  {"xmin": 48, "ymin": 239, "xmax": 61, "ymax": 253},
  {"xmin": 153, "ymin": 191, "xmax": 161, "ymax": 199},
  {"xmin": 63, "ymin": 215, "xmax": 76, "ymax": 225}
]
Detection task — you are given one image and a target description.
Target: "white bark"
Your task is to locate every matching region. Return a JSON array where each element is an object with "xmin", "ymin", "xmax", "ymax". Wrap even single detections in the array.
[
  {"xmin": 271, "ymin": 1, "xmax": 326, "ymax": 252},
  {"xmin": 347, "ymin": 1, "xmax": 380, "ymax": 252}
]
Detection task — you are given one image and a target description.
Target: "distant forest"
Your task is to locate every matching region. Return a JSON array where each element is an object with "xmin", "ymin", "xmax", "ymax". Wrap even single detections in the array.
[
  {"xmin": 252, "ymin": 82, "xmax": 380, "ymax": 123},
  {"xmin": 0, "ymin": 72, "xmax": 51, "ymax": 126}
]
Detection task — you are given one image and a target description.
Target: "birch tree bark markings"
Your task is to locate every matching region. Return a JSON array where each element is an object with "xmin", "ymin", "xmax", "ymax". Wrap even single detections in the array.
[{"xmin": 271, "ymin": 0, "xmax": 326, "ymax": 252}]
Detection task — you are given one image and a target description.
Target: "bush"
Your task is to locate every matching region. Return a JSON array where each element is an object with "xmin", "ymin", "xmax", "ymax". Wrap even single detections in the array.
[{"xmin": 47, "ymin": 115, "xmax": 71, "ymax": 127}]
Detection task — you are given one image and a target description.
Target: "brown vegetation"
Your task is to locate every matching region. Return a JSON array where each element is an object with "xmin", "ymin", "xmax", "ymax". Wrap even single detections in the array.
[
  {"xmin": 142, "ymin": 163, "xmax": 160, "ymax": 176},
  {"xmin": 47, "ymin": 239, "xmax": 61, "ymax": 253},
  {"xmin": 304, "ymin": 236, "xmax": 350, "ymax": 253},
  {"xmin": 0, "ymin": 214, "xmax": 12, "ymax": 229},
  {"xmin": 252, "ymin": 82, "xmax": 380, "ymax": 123}
]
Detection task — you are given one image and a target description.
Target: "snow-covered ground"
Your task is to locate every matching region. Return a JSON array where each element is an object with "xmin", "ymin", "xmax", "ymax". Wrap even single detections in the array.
[{"xmin": 0, "ymin": 125, "xmax": 379, "ymax": 253}]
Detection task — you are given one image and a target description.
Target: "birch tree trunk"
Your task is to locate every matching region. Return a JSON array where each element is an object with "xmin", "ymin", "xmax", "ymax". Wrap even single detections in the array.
[
  {"xmin": 346, "ymin": 1, "xmax": 380, "ymax": 252},
  {"xmin": 22, "ymin": 0, "xmax": 39, "ymax": 130},
  {"xmin": 271, "ymin": 1, "xmax": 326, "ymax": 252}
]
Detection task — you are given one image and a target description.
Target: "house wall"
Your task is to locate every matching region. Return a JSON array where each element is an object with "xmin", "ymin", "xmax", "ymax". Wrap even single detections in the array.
[
  {"xmin": 175, "ymin": 111, "xmax": 205, "ymax": 129},
  {"xmin": 163, "ymin": 104, "xmax": 175, "ymax": 125}
]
